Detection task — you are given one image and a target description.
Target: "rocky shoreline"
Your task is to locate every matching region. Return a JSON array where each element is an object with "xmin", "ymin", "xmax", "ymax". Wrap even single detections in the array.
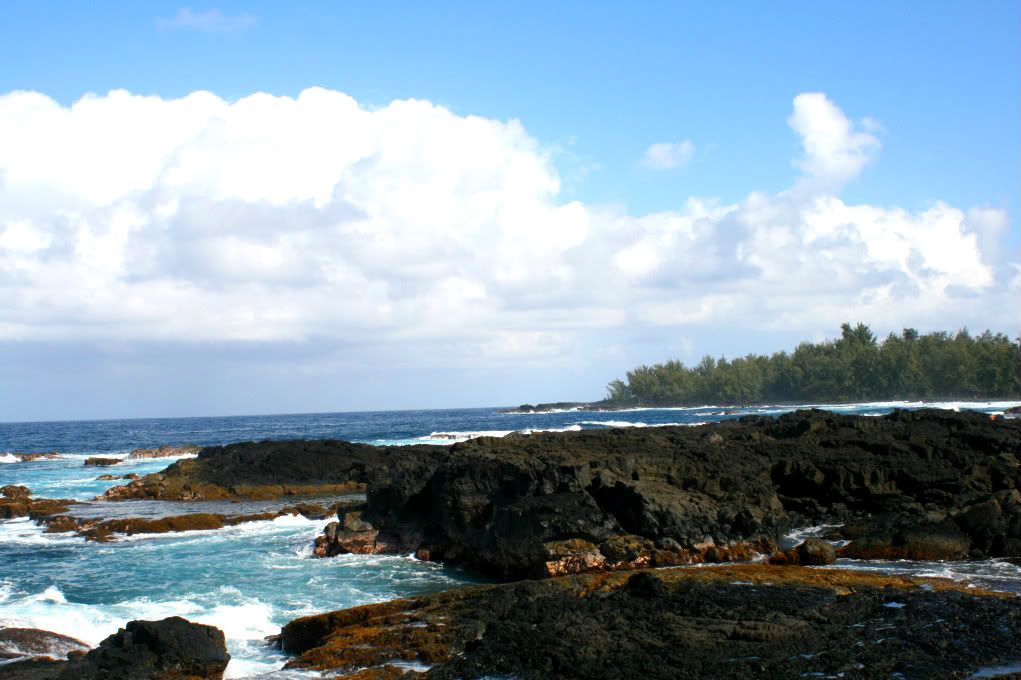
[
  {"xmin": 280, "ymin": 564, "xmax": 1021, "ymax": 679},
  {"xmin": 305, "ymin": 409, "xmax": 1021, "ymax": 578},
  {"xmin": 0, "ymin": 484, "xmax": 345, "ymax": 542},
  {"xmin": 3, "ymin": 408, "xmax": 1020, "ymax": 678},
  {"xmin": 505, "ymin": 399, "xmax": 1021, "ymax": 414},
  {"xmin": 99, "ymin": 409, "xmax": 1021, "ymax": 577}
]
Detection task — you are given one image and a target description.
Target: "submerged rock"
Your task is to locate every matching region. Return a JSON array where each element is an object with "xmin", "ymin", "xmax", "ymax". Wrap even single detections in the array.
[
  {"xmin": 1, "ymin": 452, "xmax": 61, "ymax": 463},
  {"xmin": 94, "ymin": 473, "xmax": 139, "ymax": 481},
  {"xmin": 280, "ymin": 564, "xmax": 1021, "ymax": 679}
]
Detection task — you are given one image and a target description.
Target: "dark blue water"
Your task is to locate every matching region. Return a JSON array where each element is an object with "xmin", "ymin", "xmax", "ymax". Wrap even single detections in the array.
[{"xmin": 2, "ymin": 400, "xmax": 1019, "ymax": 678}]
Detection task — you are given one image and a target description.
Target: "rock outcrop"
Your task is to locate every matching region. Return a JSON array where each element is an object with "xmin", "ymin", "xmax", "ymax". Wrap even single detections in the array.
[
  {"xmin": 62, "ymin": 617, "xmax": 229, "ymax": 680},
  {"xmin": 0, "ymin": 618, "xmax": 228, "ymax": 680},
  {"xmin": 95, "ymin": 473, "xmax": 139, "ymax": 481},
  {"xmin": 83, "ymin": 457, "xmax": 119, "ymax": 467},
  {"xmin": 126, "ymin": 445, "xmax": 202, "ymax": 460},
  {"xmin": 0, "ymin": 486, "xmax": 75, "ymax": 521},
  {"xmin": 103, "ymin": 440, "xmax": 444, "ymax": 501},
  {"xmin": 313, "ymin": 409, "xmax": 1021, "ymax": 577},
  {"xmin": 98, "ymin": 409, "xmax": 1021, "ymax": 577},
  {"xmin": 280, "ymin": 564, "xmax": 1021, "ymax": 679}
]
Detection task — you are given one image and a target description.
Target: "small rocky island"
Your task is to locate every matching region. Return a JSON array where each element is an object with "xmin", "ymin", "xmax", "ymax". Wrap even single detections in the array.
[{"xmin": 4, "ymin": 409, "xmax": 1020, "ymax": 679}]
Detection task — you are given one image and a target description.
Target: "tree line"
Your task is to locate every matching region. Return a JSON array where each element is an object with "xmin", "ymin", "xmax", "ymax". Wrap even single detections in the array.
[{"xmin": 605, "ymin": 323, "xmax": 1021, "ymax": 405}]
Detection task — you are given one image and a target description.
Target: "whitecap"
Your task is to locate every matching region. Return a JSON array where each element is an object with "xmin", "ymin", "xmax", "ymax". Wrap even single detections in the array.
[
  {"xmin": 419, "ymin": 430, "xmax": 514, "ymax": 441},
  {"xmin": 0, "ymin": 518, "xmax": 78, "ymax": 546},
  {"xmin": 0, "ymin": 454, "xmax": 18, "ymax": 464}
]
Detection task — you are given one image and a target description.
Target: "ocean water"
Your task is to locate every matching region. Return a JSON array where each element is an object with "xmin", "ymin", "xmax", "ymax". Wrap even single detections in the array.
[{"xmin": 1, "ymin": 400, "xmax": 1019, "ymax": 677}]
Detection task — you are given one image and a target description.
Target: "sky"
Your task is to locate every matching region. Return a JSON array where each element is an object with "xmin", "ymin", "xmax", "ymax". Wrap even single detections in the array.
[{"xmin": 0, "ymin": 1, "xmax": 1018, "ymax": 421}]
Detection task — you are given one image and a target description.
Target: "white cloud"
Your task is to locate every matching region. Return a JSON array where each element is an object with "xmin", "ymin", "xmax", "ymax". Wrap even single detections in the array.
[
  {"xmin": 641, "ymin": 140, "xmax": 695, "ymax": 169},
  {"xmin": 157, "ymin": 8, "xmax": 256, "ymax": 33},
  {"xmin": 788, "ymin": 92, "xmax": 880, "ymax": 191},
  {"xmin": 0, "ymin": 88, "xmax": 1014, "ymax": 362}
]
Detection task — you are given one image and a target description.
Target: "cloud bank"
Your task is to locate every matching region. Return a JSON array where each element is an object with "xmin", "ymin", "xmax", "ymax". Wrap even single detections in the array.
[{"xmin": 0, "ymin": 88, "xmax": 1014, "ymax": 369}]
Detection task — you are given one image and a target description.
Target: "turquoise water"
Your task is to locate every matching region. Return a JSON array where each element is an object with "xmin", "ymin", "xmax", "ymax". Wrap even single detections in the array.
[{"xmin": 1, "ymin": 401, "xmax": 1019, "ymax": 677}]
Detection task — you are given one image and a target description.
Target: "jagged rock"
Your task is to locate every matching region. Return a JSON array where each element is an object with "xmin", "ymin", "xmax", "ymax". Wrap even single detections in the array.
[
  {"xmin": 104, "ymin": 409, "xmax": 1021, "ymax": 577},
  {"xmin": 344, "ymin": 409, "xmax": 1021, "ymax": 577},
  {"xmin": 61, "ymin": 617, "xmax": 229, "ymax": 679}
]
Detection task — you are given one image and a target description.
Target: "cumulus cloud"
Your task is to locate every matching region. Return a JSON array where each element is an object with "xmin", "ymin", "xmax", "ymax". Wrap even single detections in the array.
[
  {"xmin": 0, "ymin": 88, "xmax": 1014, "ymax": 365},
  {"xmin": 157, "ymin": 8, "xmax": 257, "ymax": 33},
  {"xmin": 641, "ymin": 140, "xmax": 695, "ymax": 169},
  {"xmin": 788, "ymin": 92, "xmax": 880, "ymax": 191}
]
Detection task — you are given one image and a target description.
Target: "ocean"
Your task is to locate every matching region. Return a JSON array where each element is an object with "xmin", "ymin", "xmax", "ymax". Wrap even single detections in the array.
[{"xmin": 2, "ymin": 400, "xmax": 1020, "ymax": 678}]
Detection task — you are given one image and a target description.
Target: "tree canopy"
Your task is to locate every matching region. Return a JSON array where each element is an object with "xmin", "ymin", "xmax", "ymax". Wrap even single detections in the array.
[{"xmin": 605, "ymin": 324, "xmax": 1020, "ymax": 405}]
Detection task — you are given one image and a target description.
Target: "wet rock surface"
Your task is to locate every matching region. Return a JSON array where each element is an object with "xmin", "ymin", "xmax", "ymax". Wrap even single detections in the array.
[
  {"xmin": 0, "ymin": 486, "xmax": 76, "ymax": 521},
  {"xmin": 1, "ymin": 484, "xmax": 342, "ymax": 541},
  {"xmin": 0, "ymin": 628, "xmax": 89, "ymax": 661},
  {"xmin": 280, "ymin": 564, "xmax": 1021, "ymax": 680}
]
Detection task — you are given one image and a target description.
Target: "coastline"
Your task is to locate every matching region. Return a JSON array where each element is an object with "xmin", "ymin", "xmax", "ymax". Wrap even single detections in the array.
[
  {"xmin": 2, "ymin": 405, "xmax": 1020, "ymax": 679},
  {"xmin": 501, "ymin": 396, "xmax": 1021, "ymax": 414}
]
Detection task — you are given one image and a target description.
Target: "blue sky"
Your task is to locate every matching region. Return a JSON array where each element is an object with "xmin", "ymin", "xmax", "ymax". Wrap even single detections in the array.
[{"xmin": 0, "ymin": 2, "xmax": 1017, "ymax": 420}]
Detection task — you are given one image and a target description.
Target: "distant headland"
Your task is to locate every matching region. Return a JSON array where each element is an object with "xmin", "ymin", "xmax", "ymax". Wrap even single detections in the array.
[{"xmin": 503, "ymin": 323, "xmax": 1020, "ymax": 414}]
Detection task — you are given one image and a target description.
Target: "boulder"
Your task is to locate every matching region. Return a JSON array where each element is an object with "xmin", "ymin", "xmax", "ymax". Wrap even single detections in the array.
[
  {"xmin": 1, "ymin": 485, "xmax": 30, "ymax": 499},
  {"xmin": 768, "ymin": 538, "xmax": 836, "ymax": 566},
  {"xmin": 59, "ymin": 617, "xmax": 229, "ymax": 680}
]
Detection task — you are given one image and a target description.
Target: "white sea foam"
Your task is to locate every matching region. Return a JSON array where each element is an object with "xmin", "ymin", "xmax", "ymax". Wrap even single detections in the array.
[
  {"xmin": 116, "ymin": 513, "xmax": 330, "ymax": 543},
  {"xmin": 0, "ymin": 518, "xmax": 78, "ymax": 546},
  {"xmin": 0, "ymin": 454, "xmax": 18, "ymax": 464},
  {"xmin": 420, "ymin": 430, "xmax": 514, "ymax": 441},
  {"xmin": 0, "ymin": 585, "xmax": 279, "ymax": 651}
]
